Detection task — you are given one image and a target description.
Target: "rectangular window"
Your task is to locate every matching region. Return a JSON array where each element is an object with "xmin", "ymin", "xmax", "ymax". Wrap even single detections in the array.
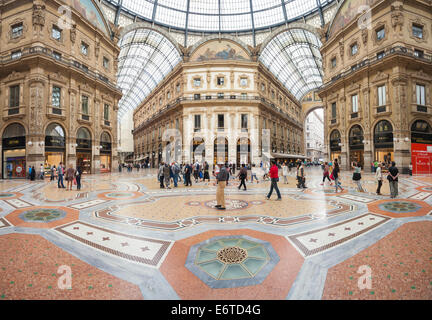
[
  {"xmin": 9, "ymin": 85, "xmax": 20, "ymax": 108},
  {"xmin": 218, "ymin": 114, "xmax": 224, "ymax": 128},
  {"xmin": 413, "ymin": 24, "xmax": 423, "ymax": 39},
  {"xmin": 217, "ymin": 77, "xmax": 224, "ymax": 86},
  {"xmin": 176, "ymin": 83, "xmax": 180, "ymax": 92},
  {"xmin": 217, "ymin": 92, "xmax": 224, "ymax": 99},
  {"xmin": 193, "ymin": 94, "xmax": 200, "ymax": 100},
  {"xmin": 350, "ymin": 43, "xmax": 358, "ymax": 55},
  {"xmin": 52, "ymin": 86, "xmax": 61, "ymax": 108},
  {"xmin": 167, "ymin": 91, "xmax": 171, "ymax": 99},
  {"xmin": 194, "ymin": 115, "xmax": 201, "ymax": 131},
  {"xmin": 416, "ymin": 84, "xmax": 426, "ymax": 106},
  {"xmin": 52, "ymin": 25, "xmax": 62, "ymax": 40},
  {"xmin": 240, "ymin": 78, "xmax": 248, "ymax": 86},
  {"xmin": 103, "ymin": 57, "xmax": 109, "ymax": 69},
  {"xmin": 331, "ymin": 102, "xmax": 336, "ymax": 119},
  {"xmin": 378, "ymin": 85, "xmax": 386, "ymax": 106},
  {"xmin": 193, "ymin": 78, "xmax": 201, "ymax": 87},
  {"xmin": 241, "ymin": 93, "xmax": 247, "ymax": 100},
  {"xmin": 331, "ymin": 57, "xmax": 336, "ymax": 68},
  {"xmin": 81, "ymin": 95, "xmax": 89, "ymax": 114},
  {"xmin": 104, "ymin": 104, "xmax": 110, "ymax": 120},
  {"xmin": 376, "ymin": 27, "xmax": 385, "ymax": 40},
  {"xmin": 11, "ymin": 23, "xmax": 23, "ymax": 38},
  {"xmin": 352, "ymin": 94, "xmax": 358, "ymax": 113},
  {"xmin": 81, "ymin": 42, "xmax": 88, "ymax": 55},
  {"xmin": 175, "ymin": 118, "xmax": 179, "ymax": 130},
  {"xmin": 11, "ymin": 50, "xmax": 21, "ymax": 60},
  {"xmin": 261, "ymin": 83, "xmax": 265, "ymax": 92},
  {"xmin": 241, "ymin": 114, "xmax": 248, "ymax": 129}
]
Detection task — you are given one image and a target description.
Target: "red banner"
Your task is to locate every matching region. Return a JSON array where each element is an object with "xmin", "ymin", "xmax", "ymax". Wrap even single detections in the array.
[{"xmin": 411, "ymin": 143, "xmax": 432, "ymax": 174}]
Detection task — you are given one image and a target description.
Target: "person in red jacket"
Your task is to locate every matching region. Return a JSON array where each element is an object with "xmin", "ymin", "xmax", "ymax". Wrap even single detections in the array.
[{"xmin": 266, "ymin": 160, "xmax": 281, "ymax": 200}]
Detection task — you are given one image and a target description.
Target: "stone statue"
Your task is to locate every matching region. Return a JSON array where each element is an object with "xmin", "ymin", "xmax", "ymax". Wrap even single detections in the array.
[{"xmin": 32, "ymin": 2, "xmax": 45, "ymax": 31}]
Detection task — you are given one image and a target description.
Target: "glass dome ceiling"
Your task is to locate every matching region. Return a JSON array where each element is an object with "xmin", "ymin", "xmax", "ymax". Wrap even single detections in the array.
[{"xmin": 105, "ymin": 0, "xmax": 333, "ymax": 33}]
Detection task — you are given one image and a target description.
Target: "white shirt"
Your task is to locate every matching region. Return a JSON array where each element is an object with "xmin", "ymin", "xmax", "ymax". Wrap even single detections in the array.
[{"xmin": 375, "ymin": 167, "xmax": 383, "ymax": 180}]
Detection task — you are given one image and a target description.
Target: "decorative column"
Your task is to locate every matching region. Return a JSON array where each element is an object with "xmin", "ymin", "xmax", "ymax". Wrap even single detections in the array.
[
  {"xmin": 68, "ymin": 88, "xmax": 77, "ymax": 167},
  {"xmin": 228, "ymin": 112, "xmax": 236, "ymax": 164},
  {"xmin": 392, "ymin": 75, "xmax": 410, "ymax": 173},
  {"xmin": 339, "ymin": 95, "xmax": 349, "ymax": 170},
  {"xmin": 93, "ymin": 96, "xmax": 101, "ymax": 174},
  {"xmin": 27, "ymin": 75, "xmax": 47, "ymax": 170},
  {"xmin": 362, "ymin": 87, "xmax": 373, "ymax": 172}
]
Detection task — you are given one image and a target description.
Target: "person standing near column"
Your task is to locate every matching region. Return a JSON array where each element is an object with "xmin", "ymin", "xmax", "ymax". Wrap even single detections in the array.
[
  {"xmin": 75, "ymin": 165, "xmax": 82, "ymax": 190},
  {"xmin": 375, "ymin": 162, "xmax": 383, "ymax": 195},
  {"xmin": 266, "ymin": 160, "xmax": 282, "ymax": 200},
  {"xmin": 387, "ymin": 161, "xmax": 399, "ymax": 198},
  {"xmin": 333, "ymin": 159, "xmax": 344, "ymax": 193},
  {"xmin": 282, "ymin": 162, "xmax": 288, "ymax": 184},
  {"xmin": 215, "ymin": 162, "xmax": 227, "ymax": 210}
]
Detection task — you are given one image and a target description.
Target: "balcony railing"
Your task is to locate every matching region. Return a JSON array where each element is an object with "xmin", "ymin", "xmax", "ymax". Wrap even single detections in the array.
[
  {"xmin": 0, "ymin": 46, "xmax": 120, "ymax": 91},
  {"xmin": 322, "ymin": 45, "xmax": 432, "ymax": 89},
  {"xmin": 133, "ymin": 94, "xmax": 302, "ymax": 134}
]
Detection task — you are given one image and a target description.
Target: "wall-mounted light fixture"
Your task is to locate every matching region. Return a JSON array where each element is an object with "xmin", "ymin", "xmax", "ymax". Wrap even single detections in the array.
[{"xmin": 27, "ymin": 141, "xmax": 33, "ymax": 146}]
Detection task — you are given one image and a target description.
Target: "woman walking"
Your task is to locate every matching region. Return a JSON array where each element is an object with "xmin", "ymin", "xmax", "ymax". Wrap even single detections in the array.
[
  {"xmin": 333, "ymin": 160, "xmax": 344, "ymax": 193},
  {"xmin": 203, "ymin": 161, "xmax": 210, "ymax": 182},
  {"xmin": 65, "ymin": 164, "xmax": 76, "ymax": 191},
  {"xmin": 351, "ymin": 161, "xmax": 364, "ymax": 192},
  {"xmin": 320, "ymin": 162, "xmax": 332, "ymax": 186}
]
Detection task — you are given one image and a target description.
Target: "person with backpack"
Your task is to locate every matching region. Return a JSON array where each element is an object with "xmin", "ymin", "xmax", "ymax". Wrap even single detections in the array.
[
  {"xmin": 387, "ymin": 161, "xmax": 400, "ymax": 198},
  {"xmin": 237, "ymin": 164, "xmax": 248, "ymax": 191},
  {"xmin": 57, "ymin": 162, "xmax": 65, "ymax": 188},
  {"xmin": 333, "ymin": 159, "xmax": 344, "ymax": 193},
  {"xmin": 296, "ymin": 162, "xmax": 306, "ymax": 189},
  {"xmin": 352, "ymin": 161, "xmax": 364, "ymax": 192},
  {"xmin": 320, "ymin": 162, "xmax": 333, "ymax": 186},
  {"xmin": 215, "ymin": 162, "xmax": 228, "ymax": 210}
]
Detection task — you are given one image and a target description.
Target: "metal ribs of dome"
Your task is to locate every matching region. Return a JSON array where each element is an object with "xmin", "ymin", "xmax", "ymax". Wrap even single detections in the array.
[{"xmin": 104, "ymin": 0, "xmax": 334, "ymax": 33}]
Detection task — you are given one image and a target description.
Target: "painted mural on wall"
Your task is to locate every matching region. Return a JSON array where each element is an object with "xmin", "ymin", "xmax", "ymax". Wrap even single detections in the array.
[
  {"xmin": 191, "ymin": 40, "xmax": 249, "ymax": 62},
  {"xmin": 65, "ymin": 0, "xmax": 108, "ymax": 35},
  {"xmin": 329, "ymin": 0, "xmax": 377, "ymax": 37}
]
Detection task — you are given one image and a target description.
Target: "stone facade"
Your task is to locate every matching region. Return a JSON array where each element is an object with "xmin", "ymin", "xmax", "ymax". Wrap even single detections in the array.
[
  {"xmin": 133, "ymin": 38, "xmax": 305, "ymax": 168},
  {"xmin": 0, "ymin": 0, "xmax": 121, "ymax": 177},
  {"xmin": 318, "ymin": 0, "xmax": 432, "ymax": 173}
]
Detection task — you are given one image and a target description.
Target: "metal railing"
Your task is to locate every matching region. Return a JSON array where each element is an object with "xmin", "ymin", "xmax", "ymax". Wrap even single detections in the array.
[
  {"xmin": 0, "ymin": 46, "xmax": 120, "ymax": 91},
  {"xmin": 321, "ymin": 46, "xmax": 432, "ymax": 89},
  {"xmin": 133, "ymin": 94, "xmax": 302, "ymax": 133}
]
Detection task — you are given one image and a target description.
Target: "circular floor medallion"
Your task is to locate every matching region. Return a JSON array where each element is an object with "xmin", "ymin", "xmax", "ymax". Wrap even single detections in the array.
[
  {"xmin": 204, "ymin": 199, "xmax": 249, "ymax": 210},
  {"xmin": 379, "ymin": 201, "xmax": 422, "ymax": 213},
  {"xmin": 19, "ymin": 208, "xmax": 66, "ymax": 222}
]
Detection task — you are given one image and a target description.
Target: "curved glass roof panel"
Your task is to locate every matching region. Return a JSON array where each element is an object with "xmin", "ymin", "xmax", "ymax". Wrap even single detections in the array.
[
  {"xmin": 117, "ymin": 28, "xmax": 182, "ymax": 119},
  {"xmin": 259, "ymin": 28, "xmax": 323, "ymax": 101},
  {"xmin": 104, "ymin": 0, "xmax": 334, "ymax": 33}
]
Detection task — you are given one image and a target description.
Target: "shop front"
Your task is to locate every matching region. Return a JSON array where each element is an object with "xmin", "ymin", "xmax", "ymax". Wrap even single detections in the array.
[
  {"xmin": 411, "ymin": 120, "xmax": 432, "ymax": 174},
  {"xmin": 2, "ymin": 123, "xmax": 26, "ymax": 179},
  {"xmin": 237, "ymin": 138, "xmax": 251, "ymax": 166},
  {"xmin": 214, "ymin": 137, "xmax": 228, "ymax": 165},
  {"xmin": 100, "ymin": 132, "xmax": 112, "ymax": 173},
  {"xmin": 192, "ymin": 138, "xmax": 205, "ymax": 163},
  {"xmin": 374, "ymin": 120, "xmax": 394, "ymax": 166},
  {"xmin": 76, "ymin": 127, "xmax": 92, "ymax": 174},
  {"xmin": 45, "ymin": 123, "xmax": 66, "ymax": 173},
  {"xmin": 329, "ymin": 129, "xmax": 341, "ymax": 162},
  {"xmin": 349, "ymin": 125, "xmax": 364, "ymax": 168}
]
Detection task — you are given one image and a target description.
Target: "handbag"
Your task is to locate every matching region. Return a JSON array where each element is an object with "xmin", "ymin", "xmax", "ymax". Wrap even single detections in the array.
[
  {"xmin": 353, "ymin": 172, "xmax": 361, "ymax": 181},
  {"xmin": 330, "ymin": 173, "xmax": 334, "ymax": 180},
  {"xmin": 73, "ymin": 178, "xmax": 77, "ymax": 185}
]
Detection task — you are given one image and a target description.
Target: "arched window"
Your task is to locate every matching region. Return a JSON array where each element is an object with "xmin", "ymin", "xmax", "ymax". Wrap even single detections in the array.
[
  {"xmin": 411, "ymin": 120, "xmax": 432, "ymax": 144},
  {"xmin": 349, "ymin": 125, "xmax": 364, "ymax": 150},
  {"xmin": 45, "ymin": 123, "xmax": 65, "ymax": 147},
  {"xmin": 330, "ymin": 130, "xmax": 341, "ymax": 151},
  {"xmin": 100, "ymin": 132, "xmax": 112, "ymax": 152},
  {"xmin": 374, "ymin": 120, "xmax": 393, "ymax": 149},
  {"xmin": 3, "ymin": 123, "xmax": 25, "ymax": 138},
  {"xmin": 76, "ymin": 127, "xmax": 92, "ymax": 149}
]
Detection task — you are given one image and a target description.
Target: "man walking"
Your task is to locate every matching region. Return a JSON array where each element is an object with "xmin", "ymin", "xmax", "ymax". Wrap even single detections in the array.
[
  {"xmin": 266, "ymin": 160, "xmax": 281, "ymax": 200},
  {"xmin": 375, "ymin": 162, "xmax": 383, "ymax": 195},
  {"xmin": 163, "ymin": 162, "xmax": 171, "ymax": 189},
  {"xmin": 215, "ymin": 162, "xmax": 227, "ymax": 210},
  {"xmin": 296, "ymin": 162, "xmax": 307, "ymax": 189},
  {"xmin": 57, "ymin": 162, "xmax": 65, "ymax": 188},
  {"xmin": 237, "ymin": 164, "xmax": 248, "ymax": 191},
  {"xmin": 184, "ymin": 163, "xmax": 192, "ymax": 187},
  {"xmin": 387, "ymin": 161, "xmax": 399, "ymax": 198},
  {"xmin": 171, "ymin": 162, "xmax": 180, "ymax": 188},
  {"xmin": 158, "ymin": 162, "xmax": 165, "ymax": 189}
]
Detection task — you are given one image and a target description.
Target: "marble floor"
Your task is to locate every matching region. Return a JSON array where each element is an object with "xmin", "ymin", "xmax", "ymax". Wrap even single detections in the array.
[{"xmin": 0, "ymin": 167, "xmax": 431, "ymax": 300}]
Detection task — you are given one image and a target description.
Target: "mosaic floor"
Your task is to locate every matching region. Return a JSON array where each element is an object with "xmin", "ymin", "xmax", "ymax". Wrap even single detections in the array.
[{"xmin": 0, "ymin": 167, "xmax": 431, "ymax": 300}]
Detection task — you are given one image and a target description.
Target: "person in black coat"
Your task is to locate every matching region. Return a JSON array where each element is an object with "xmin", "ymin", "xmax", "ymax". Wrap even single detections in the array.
[{"xmin": 30, "ymin": 166, "xmax": 36, "ymax": 181}]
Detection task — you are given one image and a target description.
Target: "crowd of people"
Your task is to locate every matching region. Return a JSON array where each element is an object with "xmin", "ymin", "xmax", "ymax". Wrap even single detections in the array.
[{"xmin": 27, "ymin": 162, "xmax": 82, "ymax": 191}]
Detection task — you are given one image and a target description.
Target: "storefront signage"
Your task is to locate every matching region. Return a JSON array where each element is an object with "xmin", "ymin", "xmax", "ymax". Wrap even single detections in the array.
[
  {"xmin": 412, "ymin": 143, "xmax": 432, "ymax": 174},
  {"xmin": 374, "ymin": 133, "xmax": 393, "ymax": 148},
  {"xmin": 76, "ymin": 138, "xmax": 91, "ymax": 149},
  {"xmin": 411, "ymin": 132, "xmax": 432, "ymax": 145},
  {"xmin": 3, "ymin": 137, "xmax": 25, "ymax": 149},
  {"xmin": 45, "ymin": 136, "xmax": 65, "ymax": 148}
]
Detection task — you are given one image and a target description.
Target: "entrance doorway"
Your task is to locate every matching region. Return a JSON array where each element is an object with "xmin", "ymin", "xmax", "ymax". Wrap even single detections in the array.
[
  {"xmin": 349, "ymin": 125, "xmax": 364, "ymax": 168},
  {"xmin": 76, "ymin": 127, "xmax": 92, "ymax": 174},
  {"xmin": 374, "ymin": 120, "xmax": 393, "ymax": 168},
  {"xmin": 236, "ymin": 138, "xmax": 251, "ymax": 167},
  {"xmin": 214, "ymin": 137, "xmax": 228, "ymax": 165},
  {"xmin": 2, "ymin": 123, "xmax": 26, "ymax": 179}
]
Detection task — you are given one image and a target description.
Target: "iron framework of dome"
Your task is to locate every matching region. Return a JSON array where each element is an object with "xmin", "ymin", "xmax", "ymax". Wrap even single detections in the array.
[{"xmin": 104, "ymin": 0, "xmax": 334, "ymax": 33}]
